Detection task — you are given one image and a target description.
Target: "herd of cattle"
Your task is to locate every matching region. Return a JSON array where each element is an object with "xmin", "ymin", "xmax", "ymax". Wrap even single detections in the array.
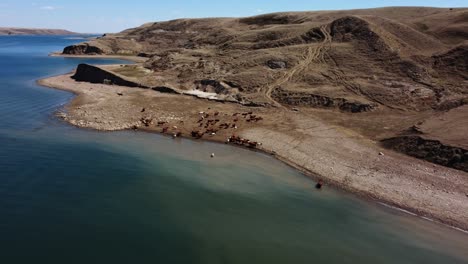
[{"xmin": 141, "ymin": 110, "xmax": 264, "ymax": 148}]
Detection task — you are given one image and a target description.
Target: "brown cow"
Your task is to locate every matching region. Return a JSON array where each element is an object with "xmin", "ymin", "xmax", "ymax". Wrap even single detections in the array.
[
  {"xmin": 191, "ymin": 130, "xmax": 203, "ymax": 138},
  {"xmin": 248, "ymin": 141, "xmax": 258, "ymax": 148}
]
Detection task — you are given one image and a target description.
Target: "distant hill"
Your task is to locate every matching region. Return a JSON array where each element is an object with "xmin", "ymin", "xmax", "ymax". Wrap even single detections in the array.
[{"xmin": 0, "ymin": 27, "xmax": 78, "ymax": 35}]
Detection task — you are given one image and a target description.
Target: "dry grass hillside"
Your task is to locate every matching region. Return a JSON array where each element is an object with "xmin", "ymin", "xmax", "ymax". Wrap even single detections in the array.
[{"xmin": 63, "ymin": 7, "xmax": 468, "ymax": 171}]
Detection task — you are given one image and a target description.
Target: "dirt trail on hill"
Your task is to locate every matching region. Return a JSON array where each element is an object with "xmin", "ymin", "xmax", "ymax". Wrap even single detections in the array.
[{"xmin": 265, "ymin": 25, "xmax": 332, "ymax": 107}]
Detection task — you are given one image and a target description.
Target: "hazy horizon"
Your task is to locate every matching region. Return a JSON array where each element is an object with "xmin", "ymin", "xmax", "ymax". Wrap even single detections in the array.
[{"xmin": 0, "ymin": 0, "xmax": 466, "ymax": 33}]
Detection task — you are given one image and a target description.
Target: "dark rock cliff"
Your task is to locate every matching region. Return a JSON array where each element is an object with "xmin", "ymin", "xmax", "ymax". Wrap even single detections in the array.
[
  {"xmin": 72, "ymin": 64, "xmax": 146, "ymax": 88},
  {"xmin": 63, "ymin": 43, "xmax": 104, "ymax": 55},
  {"xmin": 382, "ymin": 136, "xmax": 468, "ymax": 172}
]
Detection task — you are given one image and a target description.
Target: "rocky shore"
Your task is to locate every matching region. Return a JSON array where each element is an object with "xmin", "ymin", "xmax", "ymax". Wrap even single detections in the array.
[{"xmin": 38, "ymin": 67, "xmax": 468, "ymax": 231}]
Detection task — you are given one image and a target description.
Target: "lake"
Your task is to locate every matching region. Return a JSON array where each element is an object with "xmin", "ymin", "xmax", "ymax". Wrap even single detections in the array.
[{"xmin": 0, "ymin": 35, "xmax": 467, "ymax": 264}]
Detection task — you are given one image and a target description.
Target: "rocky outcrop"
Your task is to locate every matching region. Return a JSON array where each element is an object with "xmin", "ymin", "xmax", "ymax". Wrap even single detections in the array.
[
  {"xmin": 63, "ymin": 43, "xmax": 105, "ymax": 55},
  {"xmin": 194, "ymin": 79, "xmax": 239, "ymax": 95},
  {"xmin": 331, "ymin": 16, "xmax": 393, "ymax": 55},
  {"xmin": 398, "ymin": 60, "xmax": 431, "ymax": 83},
  {"xmin": 435, "ymin": 98, "xmax": 468, "ymax": 111},
  {"xmin": 382, "ymin": 136, "xmax": 468, "ymax": 172},
  {"xmin": 72, "ymin": 64, "xmax": 147, "ymax": 88},
  {"xmin": 152, "ymin": 86, "xmax": 180, "ymax": 94},
  {"xmin": 331, "ymin": 16, "xmax": 373, "ymax": 41},
  {"xmin": 272, "ymin": 89, "xmax": 376, "ymax": 112},
  {"xmin": 251, "ymin": 26, "xmax": 325, "ymax": 49},
  {"xmin": 433, "ymin": 44, "xmax": 468, "ymax": 79},
  {"xmin": 239, "ymin": 13, "xmax": 301, "ymax": 26},
  {"xmin": 266, "ymin": 60, "xmax": 287, "ymax": 69},
  {"xmin": 137, "ymin": 52, "xmax": 153, "ymax": 58}
]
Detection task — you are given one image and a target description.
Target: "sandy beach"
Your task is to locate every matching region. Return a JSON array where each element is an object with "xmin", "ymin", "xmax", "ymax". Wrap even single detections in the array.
[{"xmin": 37, "ymin": 68, "xmax": 468, "ymax": 232}]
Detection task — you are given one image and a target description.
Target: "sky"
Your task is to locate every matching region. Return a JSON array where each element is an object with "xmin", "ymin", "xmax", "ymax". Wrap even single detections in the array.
[{"xmin": 0, "ymin": 0, "xmax": 466, "ymax": 33}]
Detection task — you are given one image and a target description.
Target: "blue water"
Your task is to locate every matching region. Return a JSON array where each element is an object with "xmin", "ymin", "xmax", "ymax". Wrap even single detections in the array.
[{"xmin": 0, "ymin": 36, "xmax": 467, "ymax": 264}]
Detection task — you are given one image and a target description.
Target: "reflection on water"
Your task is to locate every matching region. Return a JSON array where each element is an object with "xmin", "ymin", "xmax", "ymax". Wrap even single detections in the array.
[{"xmin": 0, "ymin": 36, "xmax": 467, "ymax": 264}]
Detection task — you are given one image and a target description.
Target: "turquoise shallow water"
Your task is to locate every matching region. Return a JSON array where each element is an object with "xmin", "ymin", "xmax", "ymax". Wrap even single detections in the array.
[{"xmin": 0, "ymin": 36, "xmax": 467, "ymax": 264}]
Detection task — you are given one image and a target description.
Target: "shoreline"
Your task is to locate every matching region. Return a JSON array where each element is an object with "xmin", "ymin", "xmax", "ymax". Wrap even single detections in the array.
[
  {"xmin": 268, "ymin": 146, "xmax": 468, "ymax": 234},
  {"xmin": 43, "ymin": 106, "xmax": 468, "ymax": 235},
  {"xmin": 37, "ymin": 58, "xmax": 468, "ymax": 232}
]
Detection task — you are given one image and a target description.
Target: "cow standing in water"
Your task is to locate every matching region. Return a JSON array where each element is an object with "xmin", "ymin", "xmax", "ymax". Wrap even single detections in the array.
[{"xmin": 316, "ymin": 180, "xmax": 323, "ymax": 189}]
